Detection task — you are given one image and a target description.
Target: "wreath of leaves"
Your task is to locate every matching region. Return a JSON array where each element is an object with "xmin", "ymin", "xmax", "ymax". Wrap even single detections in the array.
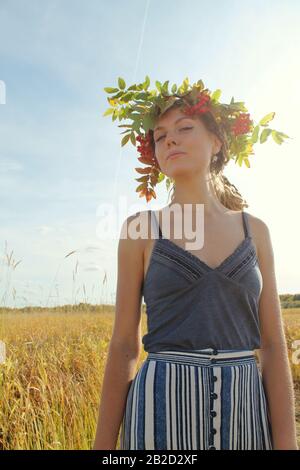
[{"xmin": 103, "ymin": 76, "xmax": 290, "ymax": 202}]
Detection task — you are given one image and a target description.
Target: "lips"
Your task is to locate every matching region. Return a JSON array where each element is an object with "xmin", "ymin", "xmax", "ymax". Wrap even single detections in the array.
[{"xmin": 167, "ymin": 151, "xmax": 186, "ymax": 160}]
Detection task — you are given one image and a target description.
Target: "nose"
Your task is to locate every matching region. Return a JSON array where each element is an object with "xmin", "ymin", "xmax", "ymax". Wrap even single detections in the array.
[{"xmin": 165, "ymin": 129, "xmax": 179, "ymax": 147}]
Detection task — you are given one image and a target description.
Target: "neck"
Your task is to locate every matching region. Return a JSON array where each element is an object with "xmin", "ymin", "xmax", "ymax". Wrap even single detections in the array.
[{"xmin": 168, "ymin": 174, "xmax": 228, "ymax": 217}]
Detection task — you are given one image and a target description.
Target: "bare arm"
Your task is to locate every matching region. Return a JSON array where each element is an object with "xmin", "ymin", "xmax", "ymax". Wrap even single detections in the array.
[
  {"xmin": 253, "ymin": 215, "xmax": 298, "ymax": 450},
  {"xmin": 92, "ymin": 213, "xmax": 145, "ymax": 450}
]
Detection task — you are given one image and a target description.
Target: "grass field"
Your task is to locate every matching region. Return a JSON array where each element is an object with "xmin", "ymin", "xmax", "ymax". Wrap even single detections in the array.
[{"xmin": 0, "ymin": 306, "xmax": 299, "ymax": 450}]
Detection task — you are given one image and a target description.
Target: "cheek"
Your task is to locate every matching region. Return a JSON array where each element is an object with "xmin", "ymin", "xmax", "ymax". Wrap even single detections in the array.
[
  {"xmin": 185, "ymin": 134, "xmax": 211, "ymax": 160},
  {"xmin": 154, "ymin": 146, "xmax": 163, "ymax": 166}
]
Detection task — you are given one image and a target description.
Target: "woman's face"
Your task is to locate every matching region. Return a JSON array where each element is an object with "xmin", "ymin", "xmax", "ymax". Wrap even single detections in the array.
[{"xmin": 153, "ymin": 106, "xmax": 221, "ymax": 178}]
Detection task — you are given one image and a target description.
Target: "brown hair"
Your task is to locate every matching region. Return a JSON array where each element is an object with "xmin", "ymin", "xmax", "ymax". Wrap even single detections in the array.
[{"xmin": 149, "ymin": 99, "xmax": 249, "ymax": 211}]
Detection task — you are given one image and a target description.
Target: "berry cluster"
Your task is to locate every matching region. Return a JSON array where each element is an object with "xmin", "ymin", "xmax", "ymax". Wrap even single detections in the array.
[
  {"xmin": 231, "ymin": 113, "xmax": 252, "ymax": 136},
  {"xmin": 136, "ymin": 131, "xmax": 154, "ymax": 162},
  {"xmin": 183, "ymin": 92, "xmax": 211, "ymax": 116}
]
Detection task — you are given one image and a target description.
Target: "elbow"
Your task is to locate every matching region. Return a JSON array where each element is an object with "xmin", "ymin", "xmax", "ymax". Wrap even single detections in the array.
[{"xmin": 109, "ymin": 339, "xmax": 141, "ymax": 359}]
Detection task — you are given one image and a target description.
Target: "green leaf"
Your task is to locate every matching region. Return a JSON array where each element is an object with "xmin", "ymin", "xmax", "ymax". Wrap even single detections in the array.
[
  {"xmin": 128, "ymin": 84, "xmax": 138, "ymax": 91},
  {"xmin": 104, "ymin": 87, "xmax": 119, "ymax": 93},
  {"xmin": 102, "ymin": 108, "xmax": 114, "ymax": 117},
  {"xmin": 177, "ymin": 78, "xmax": 189, "ymax": 95},
  {"xmin": 171, "ymin": 83, "xmax": 177, "ymax": 93},
  {"xmin": 121, "ymin": 133, "xmax": 131, "ymax": 146},
  {"xmin": 259, "ymin": 112, "xmax": 275, "ymax": 126},
  {"xmin": 196, "ymin": 80, "xmax": 204, "ymax": 90},
  {"xmin": 135, "ymin": 92, "xmax": 150, "ymax": 100},
  {"xmin": 155, "ymin": 81, "xmax": 162, "ymax": 92},
  {"xmin": 142, "ymin": 113, "xmax": 156, "ymax": 132},
  {"xmin": 162, "ymin": 80, "xmax": 169, "ymax": 94},
  {"xmin": 237, "ymin": 154, "xmax": 244, "ymax": 166},
  {"xmin": 157, "ymin": 172, "xmax": 165, "ymax": 183},
  {"xmin": 132, "ymin": 120, "xmax": 141, "ymax": 132},
  {"xmin": 120, "ymin": 92, "xmax": 135, "ymax": 103},
  {"xmin": 143, "ymin": 75, "xmax": 150, "ymax": 90},
  {"xmin": 211, "ymin": 89, "xmax": 222, "ymax": 102},
  {"xmin": 159, "ymin": 96, "xmax": 177, "ymax": 114},
  {"xmin": 127, "ymin": 112, "xmax": 141, "ymax": 119},
  {"xmin": 110, "ymin": 91, "xmax": 125, "ymax": 100},
  {"xmin": 271, "ymin": 130, "xmax": 284, "ymax": 145},
  {"xmin": 183, "ymin": 77, "xmax": 189, "ymax": 89},
  {"xmin": 130, "ymin": 132, "xmax": 136, "ymax": 146},
  {"xmin": 244, "ymin": 157, "xmax": 251, "ymax": 168},
  {"xmin": 230, "ymin": 101, "xmax": 247, "ymax": 112},
  {"xmin": 118, "ymin": 77, "xmax": 126, "ymax": 90},
  {"xmin": 118, "ymin": 107, "xmax": 127, "ymax": 119},
  {"xmin": 131, "ymin": 105, "xmax": 147, "ymax": 113},
  {"xmin": 135, "ymin": 80, "xmax": 145, "ymax": 90},
  {"xmin": 260, "ymin": 128, "xmax": 272, "ymax": 143},
  {"xmin": 250, "ymin": 125, "xmax": 260, "ymax": 143},
  {"xmin": 276, "ymin": 131, "xmax": 290, "ymax": 139},
  {"xmin": 152, "ymin": 95, "xmax": 165, "ymax": 111}
]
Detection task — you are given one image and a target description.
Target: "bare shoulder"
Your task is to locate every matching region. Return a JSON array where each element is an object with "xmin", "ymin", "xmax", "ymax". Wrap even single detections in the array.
[
  {"xmin": 119, "ymin": 210, "xmax": 150, "ymax": 249},
  {"xmin": 244, "ymin": 211, "xmax": 274, "ymax": 264},
  {"xmin": 117, "ymin": 210, "xmax": 150, "ymax": 277}
]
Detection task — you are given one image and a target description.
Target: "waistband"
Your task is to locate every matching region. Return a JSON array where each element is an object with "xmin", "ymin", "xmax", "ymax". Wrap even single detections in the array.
[{"xmin": 146, "ymin": 348, "xmax": 257, "ymax": 367}]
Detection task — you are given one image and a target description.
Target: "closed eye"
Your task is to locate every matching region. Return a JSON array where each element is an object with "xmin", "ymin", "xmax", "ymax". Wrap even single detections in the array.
[{"xmin": 155, "ymin": 127, "xmax": 193, "ymax": 143}]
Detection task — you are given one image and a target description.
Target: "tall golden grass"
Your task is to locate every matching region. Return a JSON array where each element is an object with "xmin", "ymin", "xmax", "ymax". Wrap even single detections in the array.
[
  {"xmin": 0, "ymin": 307, "xmax": 299, "ymax": 449},
  {"xmin": 0, "ymin": 242, "xmax": 110, "ymax": 309}
]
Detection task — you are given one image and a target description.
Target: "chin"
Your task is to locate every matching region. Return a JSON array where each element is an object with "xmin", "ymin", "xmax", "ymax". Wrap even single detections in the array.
[{"xmin": 169, "ymin": 166, "xmax": 195, "ymax": 177}]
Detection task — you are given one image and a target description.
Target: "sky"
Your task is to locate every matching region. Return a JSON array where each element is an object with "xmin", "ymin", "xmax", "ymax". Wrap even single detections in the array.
[{"xmin": 0, "ymin": 0, "xmax": 299, "ymax": 308}]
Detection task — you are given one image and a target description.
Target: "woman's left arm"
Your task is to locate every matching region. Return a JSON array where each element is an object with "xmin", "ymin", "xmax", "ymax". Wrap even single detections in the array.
[{"xmin": 253, "ymin": 216, "xmax": 298, "ymax": 450}]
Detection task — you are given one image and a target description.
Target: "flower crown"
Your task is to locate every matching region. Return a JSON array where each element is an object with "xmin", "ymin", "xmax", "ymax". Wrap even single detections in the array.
[{"xmin": 103, "ymin": 76, "xmax": 290, "ymax": 202}]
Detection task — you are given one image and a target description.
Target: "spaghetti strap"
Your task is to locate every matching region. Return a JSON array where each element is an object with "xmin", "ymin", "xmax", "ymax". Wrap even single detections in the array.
[
  {"xmin": 242, "ymin": 211, "xmax": 251, "ymax": 238},
  {"xmin": 149, "ymin": 210, "xmax": 162, "ymax": 239}
]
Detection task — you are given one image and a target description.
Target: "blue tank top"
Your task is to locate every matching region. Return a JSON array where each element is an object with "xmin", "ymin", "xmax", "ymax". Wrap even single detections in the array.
[{"xmin": 141, "ymin": 209, "xmax": 263, "ymax": 352}]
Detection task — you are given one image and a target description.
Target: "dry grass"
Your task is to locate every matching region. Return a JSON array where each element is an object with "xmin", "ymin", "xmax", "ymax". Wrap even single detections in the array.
[{"xmin": 0, "ymin": 306, "xmax": 299, "ymax": 450}]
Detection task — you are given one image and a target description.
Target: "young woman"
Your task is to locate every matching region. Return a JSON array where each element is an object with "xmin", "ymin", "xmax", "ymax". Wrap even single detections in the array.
[{"xmin": 93, "ymin": 101, "xmax": 298, "ymax": 450}]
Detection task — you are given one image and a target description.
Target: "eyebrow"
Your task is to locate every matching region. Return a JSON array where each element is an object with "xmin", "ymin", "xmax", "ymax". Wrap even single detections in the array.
[{"xmin": 153, "ymin": 116, "xmax": 193, "ymax": 134}]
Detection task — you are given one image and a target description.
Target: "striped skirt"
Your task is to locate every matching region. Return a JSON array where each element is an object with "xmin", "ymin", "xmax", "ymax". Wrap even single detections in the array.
[{"xmin": 119, "ymin": 348, "xmax": 273, "ymax": 450}]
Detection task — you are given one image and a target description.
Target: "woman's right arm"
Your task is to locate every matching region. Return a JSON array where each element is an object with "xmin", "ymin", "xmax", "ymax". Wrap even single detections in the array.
[{"xmin": 92, "ymin": 213, "xmax": 145, "ymax": 450}]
